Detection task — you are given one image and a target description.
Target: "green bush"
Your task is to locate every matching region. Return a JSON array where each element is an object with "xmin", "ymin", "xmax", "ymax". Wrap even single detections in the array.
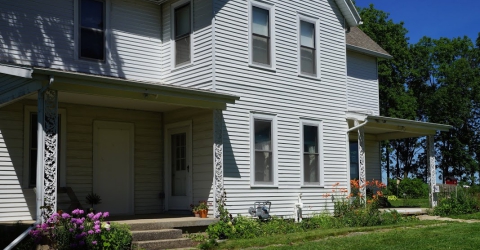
[
  {"xmin": 387, "ymin": 178, "xmax": 429, "ymax": 198},
  {"xmin": 434, "ymin": 187, "xmax": 480, "ymax": 216}
]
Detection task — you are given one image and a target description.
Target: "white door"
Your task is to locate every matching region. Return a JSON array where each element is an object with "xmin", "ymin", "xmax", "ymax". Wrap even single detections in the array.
[
  {"xmin": 166, "ymin": 122, "xmax": 192, "ymax": 210},
  {"xmin": 93, "ymin": 121, "xmax": 134, "ymax": 215}
]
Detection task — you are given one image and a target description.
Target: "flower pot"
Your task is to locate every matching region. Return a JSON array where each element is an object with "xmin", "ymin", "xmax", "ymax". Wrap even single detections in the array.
[
  {"xmin": 199, "ymin": 209, "xmax": 208, "ymax": 218},
  {"xmin": 194, "ymin": 212, "xmax": 200, "ymax": 217}
]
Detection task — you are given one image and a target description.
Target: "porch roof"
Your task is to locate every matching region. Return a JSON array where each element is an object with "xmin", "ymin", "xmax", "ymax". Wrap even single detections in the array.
[
  {"xmin": 32, "ymin": 67, "xmax": 239, "ymax": 110},
  {"xmin": 347, "ymin": 113, "xmax": 452, "ymax": 141}
]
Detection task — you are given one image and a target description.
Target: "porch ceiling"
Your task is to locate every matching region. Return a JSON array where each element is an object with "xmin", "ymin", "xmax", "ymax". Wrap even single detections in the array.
[
  {"xmin": 32, "ymin": 68, "xmax": 239, "ymax": 110},
  {"xmin": 347, "ymin": 115, "xmax": 452, "ymax": 141}
]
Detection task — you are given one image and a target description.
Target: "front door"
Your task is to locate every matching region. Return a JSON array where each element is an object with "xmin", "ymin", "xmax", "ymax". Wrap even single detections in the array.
[
  {"xmin": 93, "ymin": 121, "xmax": 134, "ymax": 215},
  {"xmin": 166, "ymin": 122, "xmax": 192, "ymax": 210}
]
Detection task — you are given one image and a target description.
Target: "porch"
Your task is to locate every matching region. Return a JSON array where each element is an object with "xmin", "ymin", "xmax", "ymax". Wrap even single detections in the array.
[
  {"xmin": 346, "ymin": 112, "xmax": 452, "ymax": 207},
  {"xmin": 0, "ymin": 65, "xmax": 238, "ymax": 223}
]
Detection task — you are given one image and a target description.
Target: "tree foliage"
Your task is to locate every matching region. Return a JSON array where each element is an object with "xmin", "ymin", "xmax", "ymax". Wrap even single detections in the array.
[{"xmin": 357, "ymin": 4, "xmax": 480, "ymax": 184}]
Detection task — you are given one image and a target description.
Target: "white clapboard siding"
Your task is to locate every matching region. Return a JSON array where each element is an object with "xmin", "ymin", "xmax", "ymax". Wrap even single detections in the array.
[
  {"xmin": 164, "ymin": 108, "xmax": 214, "ymax": 213},
  {"xmin": 214, "ymin": 0, "xmax": 349, "ymax": 217},
  {"xmin": 64, "ymin": 103, "xmax": 163, "ymax": 215},
  {"xmin": 160, "ymin": 0, "xmax": 214, "ymax": 90},
  {"xmin": 347, "ymin": 51, "xmax": 380, "ymax": 115},
  {"xmin": 0, "ymin": 0, "xmax": 163, "ymax": 82},
  {"xmin": 366, "ymin": 140, "xmax": 381, "ymax": 181},
  {"xmin": 0, "ymin": 102, "xmax": 36, "ymax": 222}
]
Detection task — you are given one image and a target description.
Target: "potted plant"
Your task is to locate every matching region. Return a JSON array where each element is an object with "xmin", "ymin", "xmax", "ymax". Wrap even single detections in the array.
[
  {"xmin": 190, "ymin": 204, "xmax": 200, "ymax": 217},
  {"xmin": 85, "ymin": 193, "xmax": 102, "ymax": 212},
  {"xmin": 197, "ymin": 201, "xmax": 209, "ymax": 218}
]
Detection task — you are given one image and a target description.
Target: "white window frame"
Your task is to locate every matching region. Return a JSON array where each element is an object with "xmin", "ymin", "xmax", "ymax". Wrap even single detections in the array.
[
  {"xmin": 250, "ymin": 112, "xmax": 278, "ymax": 187},
  {"xmin": 23, "ymin": 106, "xmax": 67, "ymax": 189},
  {"xmin": 171, "ymin": 0, "xmax": 194, "ymax": 70},
  {"xmin": 74, "ymin": 0, "xmax": 111, "ymax": 62},
  {"xmin": 248, "ymin": 0, "xmax": 276, "ymax": 71},
  {"xmin": 297, "ymin": 14, "xmax": 321, "ymax": 79},
  {"xmin": 300, "ymin": 119, "xmax": 324, "ymax": 187}
]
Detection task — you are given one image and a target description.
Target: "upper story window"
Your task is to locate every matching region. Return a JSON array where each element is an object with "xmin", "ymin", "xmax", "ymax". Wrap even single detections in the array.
[
  {"xmin": 79, "ymin": 0, "xmax": 105, "ymax": 61},
  {"xmin": 298, "ymin": 15, "xmax": 320, "ymax": 78},
  {"xmin": 248, "ymin": 1, "xmax": 275, "ymax": 70},
  {"xmin": 250, "ymin": 113, "xmax": 277, "ymax": 186},
  {"xmin": 301, "ymin": 120, "xmax": 323, "ymax": 186},
  {"xmin": 172, "ymin": 0, "xmax": 192, "ymax": 67}
]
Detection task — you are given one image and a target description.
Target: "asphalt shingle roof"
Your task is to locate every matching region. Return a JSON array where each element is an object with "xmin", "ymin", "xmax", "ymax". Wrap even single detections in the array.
[{"xmin": 346, "ymin": 27, "xmax": 392, "ymax": 59}]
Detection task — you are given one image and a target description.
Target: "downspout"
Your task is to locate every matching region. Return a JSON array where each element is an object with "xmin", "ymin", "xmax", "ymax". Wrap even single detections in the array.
[
  {"xmin": 347, "ymin": 119, "xmax": 368, "ymax": 133},
  {"xmin": 5, "ymin": 76, "xmax": 55, "ymax": 250}
]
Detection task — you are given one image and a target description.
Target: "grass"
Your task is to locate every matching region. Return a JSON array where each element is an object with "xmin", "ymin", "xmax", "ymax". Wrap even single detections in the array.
[
  {"xmin": 389, "ymin": 198, "xmax": 429, "ymax": 208},
  {"xmin": 264, "ymin": 222, "xmax": 480, "ymax": 250},
  {"xmin": 212, "ymin": 220, "xmax": 446, "ymax": 249},
  {"xmin": 448, "ymin": 212, "xmax": 480, "ymax": 220}
]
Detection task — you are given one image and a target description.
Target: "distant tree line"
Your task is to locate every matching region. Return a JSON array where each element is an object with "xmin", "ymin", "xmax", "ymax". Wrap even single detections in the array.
[{"xmin": 357, "ymin": 4, "xmax": 480, "ymax": 184}]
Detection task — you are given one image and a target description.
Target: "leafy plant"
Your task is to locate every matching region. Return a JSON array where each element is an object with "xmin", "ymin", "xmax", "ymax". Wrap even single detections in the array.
[
  {"xmin": 86, "ymin": 193, "xmax": 102, "ymax": 210},
  {"xmin": 433, "ymin": 187, "xmax": 480, "ymax": 216}
]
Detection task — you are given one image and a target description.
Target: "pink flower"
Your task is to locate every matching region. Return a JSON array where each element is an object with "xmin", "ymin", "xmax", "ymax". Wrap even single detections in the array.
[
  {"xmin": 88, "ymin": 230, "xmax": 94, "ymax": 235},
  {"xmin": 92, "ymin": 241, "xmax": 97, "ymax": 245},
  {"xmin": 102, "ymin": 212, "xmax": 109, "ymax": 218}
]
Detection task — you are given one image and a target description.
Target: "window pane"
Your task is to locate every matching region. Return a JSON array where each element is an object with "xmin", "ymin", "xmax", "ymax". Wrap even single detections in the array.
[
  {"xmin": 300, "ymin": 21, "xmax": 314, "ymax": 48},
  {"xmin": 252, "ymin": 7, "xmax": 269, "ymax": 36},
  {"xmin": 175, "ymin": 35, "xmax": 191, "ymax": 65},
  {"xmin": 81, "ymin": 0, "xmax": 104, "ymax": 29},
  {"xmin": 80, "ymin": 28, "xmax": 104, "ymax": 60},
  {"xmin": 252, "ymin": 35, "xmax": 270, "ymax": 65},
  {"xmin": 175, "ymin": 3, "xmax": 191, "ymax": 38},
  {"xmin": 255, "ymin": 152, "xmax": 273, "ymax": 183},
  {"xmin": 350, "ymin": 142, "xmax": 359, "ymax": 180},
  {"xmin": 301, "ymin": 47, "xmax": 315, "ymax": 75},
  {"xmin": 254, "ymin": 120, "xmax": 271, "ymax": 151},
  {"xmin": 303, "ymin": 125, "xmax": 318, "ymax": 153},
  {"xmin": 304, "ymin": 154, "xmax": 319, "ymax": 183}
]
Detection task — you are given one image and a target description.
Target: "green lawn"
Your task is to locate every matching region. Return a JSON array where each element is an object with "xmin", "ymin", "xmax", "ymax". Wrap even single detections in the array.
[
  {"xmin": 448, "ymin": 212, "xmax": 480, "ymax": 220},
  {"xmin": 211, "ymin": 220, "xmax": 447, "ymax": 249},
  {"xmin": 265, "ymin": 222, "xmax": 480, "ymax": 250},
  {"xmin": 389, "ymin": 198, "xmax": 429, "ymax": 208}
]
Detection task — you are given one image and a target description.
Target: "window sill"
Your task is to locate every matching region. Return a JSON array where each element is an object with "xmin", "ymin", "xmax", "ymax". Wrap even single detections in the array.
[
  {"xmin": 171, "ymin": 62, "xmax": 195, "ymax": 72},
  {"xmin": 298, "ymin": 73, "xmax": 320, "ymax": 81},
  {"xmin": 250, "ymin": 184, "xmax": 278, "ymax": 189},
  {"xmin": 301, "ymin": 184, "xmax": 324, "ymax": 188},
  {"xmin": 249, "ymin": 63, "xmax": 276, "ymax": 73}
]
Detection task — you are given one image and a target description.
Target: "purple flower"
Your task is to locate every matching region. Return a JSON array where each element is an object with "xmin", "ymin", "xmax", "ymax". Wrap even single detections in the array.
[
  {"xmin": 79, "ymin": 241, "xmax": 85, "ymax": 246},
  {"xmin": 61, "ymin": 213, "xmax": 71, "ymax": 219},
  {"xmin": 92, "ymin": 241, "xmax": 97, "ymax": 245},
  {"xmin": 95, "ymin": 229, "xmax": 101, "ymax": 234},
  {"xmin": 72, "ymin": 209, "xmax": 84, "ymax": 216},
  {"xmin": 87, "ymin": 213, "xmax": 94, "ymax": 219},
  {"xmin": 94, "ymin": 220, "xmax": 101, "ymax": 225},
  {"xmin": 88, "ymin": 230, "xmax": 94, "ymax": 235},
  {"xmin": 79, "ymin": 225, "xmax": 84, "ymax": 230},
  {"xmin": 94, "ymin": 224, "xmax": 100, "ymax": 230},
  {"xmin": 102, "ymin": 212, "xmax": 109, "ymax": 218},
  {"xmin": 69, "ymin": 228, "xmax": 74, "ymax": 232},
  {"xmin": 93, "ymin": 212, "xmax": 102, "ymax": 221}
]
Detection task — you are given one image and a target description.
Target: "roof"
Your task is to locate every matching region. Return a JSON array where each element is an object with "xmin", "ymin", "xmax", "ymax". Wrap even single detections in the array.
[
  {"xmin": 346, "ymin": 27, "xmax": 393, "ymax": 59},
  {"xmin": 346, "ymin": 113, "xmax": 452, "ymax": 141},
  {"xmin": 334, "ymin": 0, "xmax": 362, "ymax": 27}
]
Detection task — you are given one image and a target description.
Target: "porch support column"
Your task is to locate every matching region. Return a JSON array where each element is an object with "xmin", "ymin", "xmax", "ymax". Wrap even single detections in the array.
[
  {"xmin": 36, "ymin": 87, "xmax": 58, "ymax": 222},
  {"xmin": 213, "ymin": 109, "xmax": 224, "ymax": 218},
  {"xmin": 355, "ymin": 120, "xmax": 366, "ymax": 204},
  {"xmin": 427, "ymin": 135, "xmax": 437, "ymax": 207}
]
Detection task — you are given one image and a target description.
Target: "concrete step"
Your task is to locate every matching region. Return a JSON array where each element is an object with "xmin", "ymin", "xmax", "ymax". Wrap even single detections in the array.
[
  {"xmin": 127, "ymin": 217, "xmax": 218, "ymax": 231},
  {"xmin": 132, "ymin": 229, "xmax": 183, "ymax": 241},
  {"xmin": 132, "ymin": 238, "xmax": 198, "ymax": 250}
]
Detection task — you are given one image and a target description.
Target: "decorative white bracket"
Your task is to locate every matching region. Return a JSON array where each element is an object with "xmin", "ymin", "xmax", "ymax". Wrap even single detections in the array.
[
  {"xmin": 213, "ymin": 110, "xmax": 224, "ymax": 218},
  {"xmin": 427, "ymin": 135, "xmax": 437, "ymax": 208},
  {"xmin": 355, "ymin": 120, "xmax": 366, "ymax": 204}
]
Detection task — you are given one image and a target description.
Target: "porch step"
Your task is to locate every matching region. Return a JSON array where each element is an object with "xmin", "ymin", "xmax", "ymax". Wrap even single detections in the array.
[
  {"xmin": 132, "ymin": 229, "xmax": 183, "ymax": 241},
  {"xmin": 131, "ymin": 238, "xmax": 198, "ymax": 250},
  {"xmin": 126, "ymin": 217, "xmax": 218, "ymax": 231}
]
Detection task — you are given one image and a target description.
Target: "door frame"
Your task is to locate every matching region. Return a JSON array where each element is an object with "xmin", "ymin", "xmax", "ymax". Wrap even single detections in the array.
[
  {"xmin": 93, "ymin": 121, "xmax": 135, "ymax": 215},
  {"xmin": 164, "ymin": 120, "xmax": 193, "ymax": 211}
]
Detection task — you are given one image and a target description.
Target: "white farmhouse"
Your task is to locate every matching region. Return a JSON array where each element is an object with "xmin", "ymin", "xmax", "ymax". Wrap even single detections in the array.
[{"xmin": 0, "ymin": 0, "xmax": 450, "ymax": 223}]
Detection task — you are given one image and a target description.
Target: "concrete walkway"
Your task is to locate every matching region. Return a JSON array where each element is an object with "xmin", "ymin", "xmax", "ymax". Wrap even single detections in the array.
[{"xmin": 417, "ymin": 215, "xmax": 480, "ymax": 223}]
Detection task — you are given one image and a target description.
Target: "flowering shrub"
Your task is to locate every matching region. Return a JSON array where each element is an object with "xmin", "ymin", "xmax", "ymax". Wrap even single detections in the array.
[{"xmin": 29, "ymin": 209, "xmax": 132, "ymax": 250}]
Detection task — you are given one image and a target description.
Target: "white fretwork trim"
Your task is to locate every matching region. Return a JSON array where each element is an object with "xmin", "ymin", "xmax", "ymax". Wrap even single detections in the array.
[
  {"xmin": 356, "ymin": 120, "xmax": 366, "ymax": 204},
  {"xmin": 40, "ymin": 89, "xmax": 58, "ymax": 221},
  {"xmin": 213, "ymin": 110, "xmax": 224, "ymax": 218},
  {"xmin": 427, "ymin": 135, "xmax": 437, "ymax": 207}
]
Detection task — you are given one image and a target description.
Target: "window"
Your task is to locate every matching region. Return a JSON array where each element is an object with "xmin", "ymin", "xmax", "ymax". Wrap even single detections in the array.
[
  {"xmin": 301, "ymin": 120, "xmax": 323, "ymax": 186},
  {"xmin": 249, "ymin": 1, "xmax": 275, "ymax": 69},
  {"xmin": 79, "ymin": 0, "xmax": 105, "ymax": 60},
  {"xmin": 251, "ymin": 113, "xmax": 277, "ymax": 186},
  {"xmin": 23, "ymin": 107, "xmax": 67, "ymax": 188},
  {"xmin": 172, "ymin": 0, "xmax": 192, "ymax": 67},
  {"xmin": 349, "ymin": 142, "xmax": 359, "ymax": 180},
  {"xmin": 298, "ymin": 15, "xmax": 320, "ymax": 77}
]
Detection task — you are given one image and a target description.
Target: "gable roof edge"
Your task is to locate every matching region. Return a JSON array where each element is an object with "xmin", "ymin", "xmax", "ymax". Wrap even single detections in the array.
[{"xmin": 335, "ymin": 0, "xmax": 362, "ymax": 27}]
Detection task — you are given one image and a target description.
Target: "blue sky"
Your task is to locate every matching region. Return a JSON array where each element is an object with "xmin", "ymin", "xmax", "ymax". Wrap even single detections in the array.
[{"xmin": 354, "ymin": 0, "xmax": 480, "ymax": 44}]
